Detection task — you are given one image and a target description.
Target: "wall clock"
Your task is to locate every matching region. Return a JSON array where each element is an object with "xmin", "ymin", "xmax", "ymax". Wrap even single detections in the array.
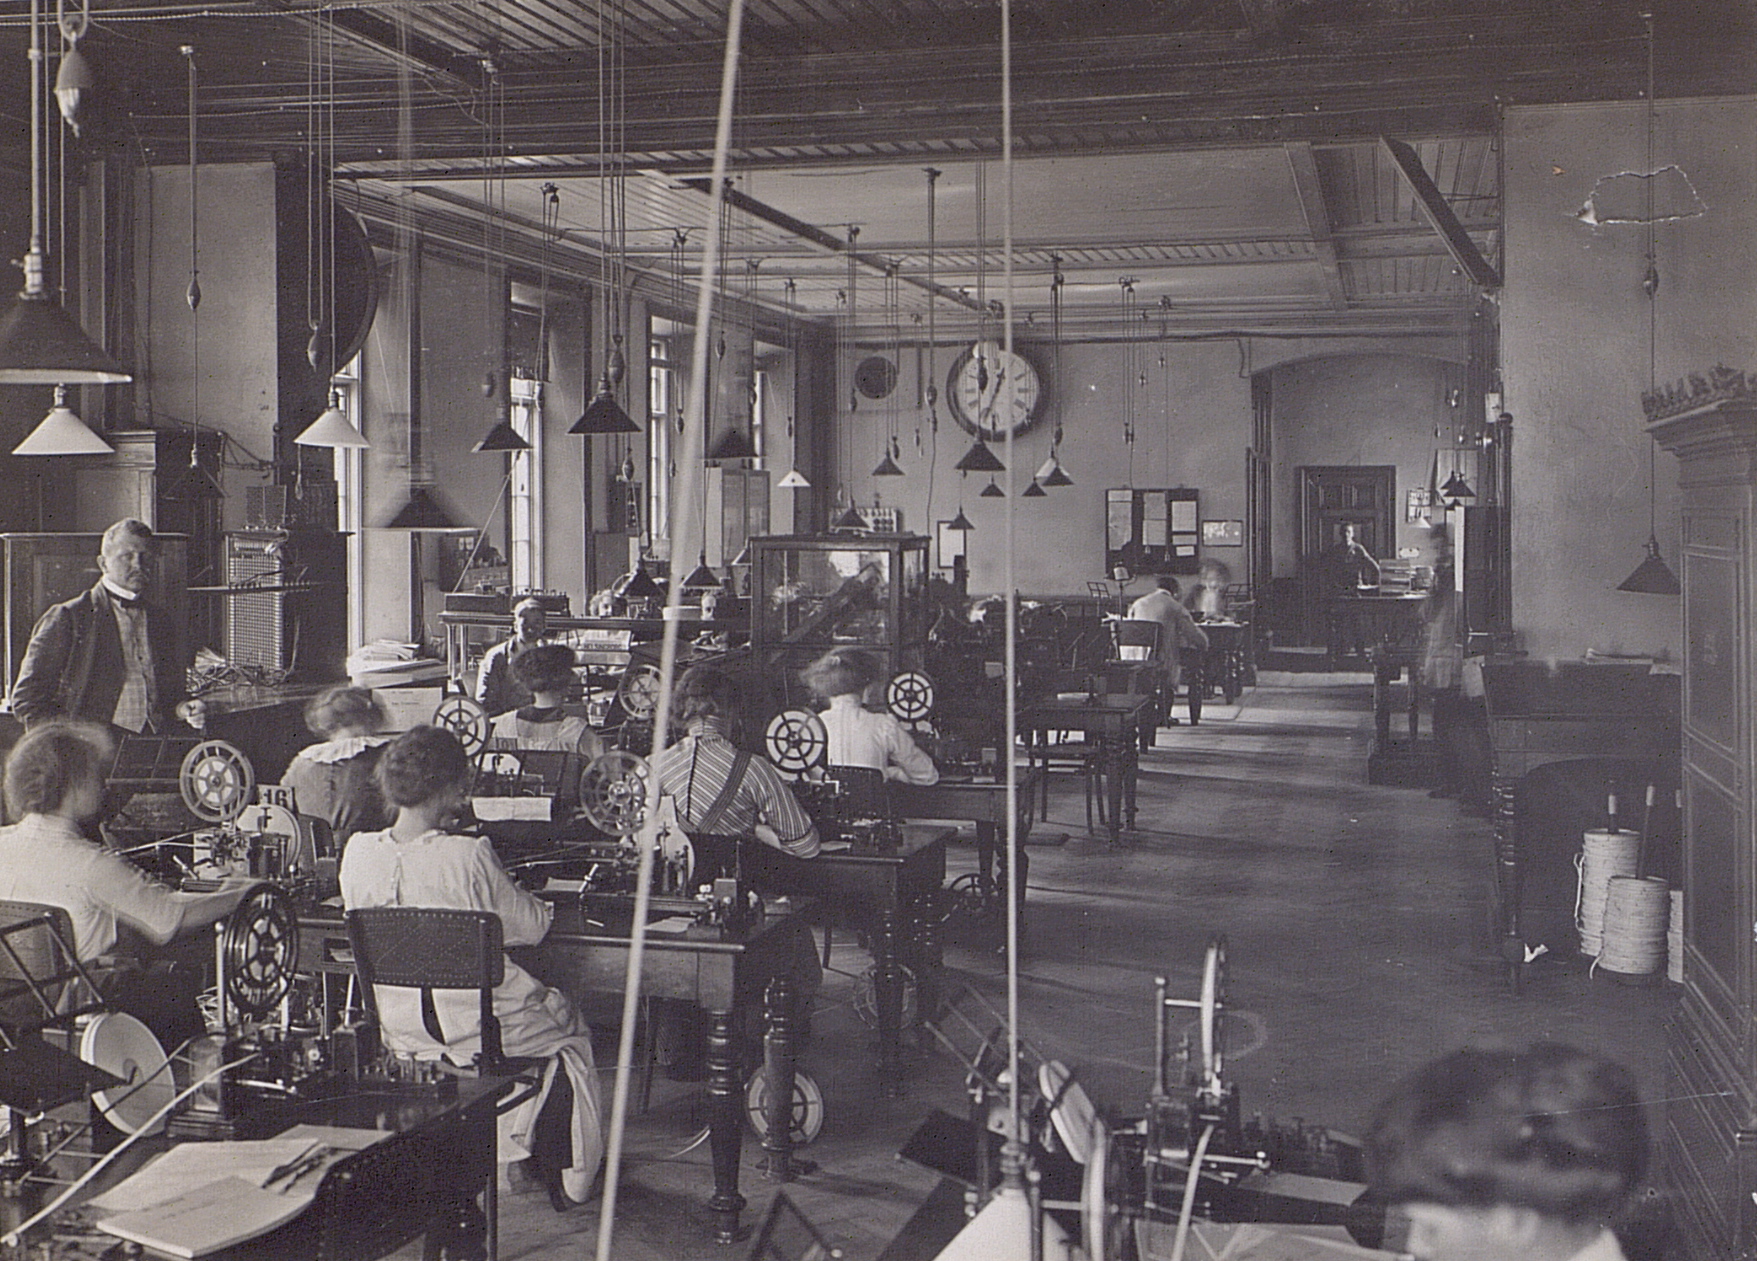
[
  {"xmin": 854, "ymin": 355, "xmax": 899, "ymax": 400},
  {"xmin": 947, "ymin": 341, "xmax": 1044, "ymax": 439}
]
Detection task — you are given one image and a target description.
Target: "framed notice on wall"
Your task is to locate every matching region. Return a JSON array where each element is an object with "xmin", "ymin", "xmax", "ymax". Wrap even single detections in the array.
[
  {"xmin": 1105, "ymin": 487, "xmax": 1200, "ymax": 576},
  {"xmin": 936, "ymin": 520, "xmax": 967, "ymax": 569}
]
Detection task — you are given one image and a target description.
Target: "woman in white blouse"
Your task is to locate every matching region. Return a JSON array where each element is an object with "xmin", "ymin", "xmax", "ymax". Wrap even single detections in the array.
[
  {"xmin": 801, "ymin": 648, "xmax": 938, "ymax": 784},
  {"xmin": 339, "ymin": 725, "xmax": 603, "ymax": 1209}
]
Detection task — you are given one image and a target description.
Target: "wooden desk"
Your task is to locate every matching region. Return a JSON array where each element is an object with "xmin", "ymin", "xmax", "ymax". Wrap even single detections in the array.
[
  {"xmin": 727, "ymin": 826, "xmax": 954, "ymax": 1097},
  {"xmin": 1322, "ymin": 592, "xmax": 1425, "ymax": 670},
  {"xmin": 1481, "ymin": 662, "xmax": 1680, "ymax": 990},
  {"xmin": 300, "ymin": 902, "xmax": 812, "ymax": 1242},
  {"xmin": 1018, "ymin": 694, "xmax": 1151, "ymax": 843},
  {"xmin": 889, "ymin": 773, "xmax": 1037, "ymax": 917},
  {"xmin": 1186, "ymin": 619, "xmax": 1250, "ymax": 711}
]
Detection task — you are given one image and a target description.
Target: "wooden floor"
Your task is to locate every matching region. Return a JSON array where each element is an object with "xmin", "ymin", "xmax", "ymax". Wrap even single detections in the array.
[{"xmin": 487, "ymin": 672, "xmax": 1676, "ymax": 1260}]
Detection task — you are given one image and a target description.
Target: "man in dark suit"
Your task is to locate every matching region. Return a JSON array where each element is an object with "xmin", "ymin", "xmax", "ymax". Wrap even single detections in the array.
[{"xmin": 11, "ymin": 518, "xmax": 203, "ymax": 733}]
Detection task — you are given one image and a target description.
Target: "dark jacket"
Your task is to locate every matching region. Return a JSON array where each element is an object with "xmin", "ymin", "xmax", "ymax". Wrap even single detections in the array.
[{"xmin": 10, "ymin": 583, "xmax": 185, "ymax": 729}]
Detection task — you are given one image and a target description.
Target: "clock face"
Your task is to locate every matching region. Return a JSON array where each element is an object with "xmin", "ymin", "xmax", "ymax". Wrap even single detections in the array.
[{"xmin": 947, "ymin": 342, "xmax": 1043, "ymax": 439}]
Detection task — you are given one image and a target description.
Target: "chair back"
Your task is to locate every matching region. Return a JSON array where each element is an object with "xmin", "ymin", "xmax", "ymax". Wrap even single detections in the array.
[
  {"xmin": 345, "ymin": 907, "xmax": 507, "ymax": 1068},
  {"xmin": 0, "ymin": 901, "xmax": 102, "ymax": 1039},
  {"xmin": 1111, "ymin": 618, "xmax": 1164, "ymax": 662},
  {"xmin": 827, "ymin": 764, "xmax": 887, "ymax": 818}
]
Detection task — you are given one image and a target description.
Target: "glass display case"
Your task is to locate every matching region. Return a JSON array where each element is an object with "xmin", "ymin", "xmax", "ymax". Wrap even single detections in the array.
[{"xmin": 748, "ymin": 533, "xmax": 931, "ymax": 707}]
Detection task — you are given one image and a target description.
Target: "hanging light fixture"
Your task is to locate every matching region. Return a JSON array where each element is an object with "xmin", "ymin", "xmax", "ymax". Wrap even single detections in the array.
[
  {"xmin": 832, "ymin": 504, "xmax": 869, "ymax": 531},
  {"xmin": 1617, "ymin": 12, "xmax": 1680, "ymax": 598},
  {"xmin": 1021, "ymin": 479, "xmax": 1047, "ymax": 498},
  {"xmin": 472, "ymin": 419, "xmax": 529, "ymax": 453},
  {"xmin": 380, "ymin": 484, "xmax": 474, "ymax": 532},
  {"xmin": 1041, "ymin": 254, "xmax": 1073, "ymax": 487},
  {"xmin": 776, "ymin": 278, "xmax": 811, "ymax": 489},
  {"xmin": 1439, "ymin": 468, "xmax": 1476, "ymax": 504},
  {"xmin": 53, "ymin": 0, "xmax": 92, "ymax": 136},
  {"xmin": 13, "ymin": 385, "xmax": 113, "ymax": 455},
  {"xmin": 947, "ymin": 508, "xmax": 976, "ymax": 532},
  {"xmin": 979, "ymin": 477, "xmax": 1005, "ymax": 498},
  {"xmin": 872, "ymin": 441, "xmax": 903, "ymax": 477},
  {"xmin": 0, "ymin": 0, "xmax": 130, "ymax": 384},
  {"xmin": 955, "ymin": 436, "xmax": 1006, "ymax": 473},
  {"xmin": 294, "ymin": 394, "xmax": 369, "ymax": 448}
]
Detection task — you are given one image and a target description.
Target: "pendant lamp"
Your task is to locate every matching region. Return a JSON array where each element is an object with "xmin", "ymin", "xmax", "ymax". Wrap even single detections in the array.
[
  {"xmin": 13, "ymin": 386, "xmax": 114, "ymax": 455},
  {"xmin": 947, "ymin": 508, "xmax": 975, "ymax": 532},
  {"xmin": 955, "ymin": 436, "xmax": 1006, "ymax": 473},
  {"xmin": 1439, "ymin": 469, "xmax": 1475, "ymax": 504},
  {"xmin": 379, "ymin": 483, "xmax": 474, "ymax": 531},
  {"xmin": 1021, "ymin": 479, "xmax": 1047, "ymax": 498},
  {"xmin": 1618, "ymin": 534, "xmax": 1681, "ymax": 595},
  {"xmin": 979, "ymin": 478, "xmax": 1004, "ymax": 498},
  {"xmin": 615, "ymin": 564, "xmax": 664, "ymax": 602},
  {"xmin": 295, "ymin": 391, "xmax": 369, "ymax": 448},
  {"xmin": 778, "ymin": 468, "xmax": 811, "ymax": 489},
  {"xmin": 571, "ymin": 373, "xmax": 641, "ymax": 434},
  {"xmin": 472, "ymin": 418, "xmax": 530, "ymax": 452},
  {"xmin": 0, "ymin": 0, "xmax": 129, "ymax": 384},
  {"xmin": 1039, "ymin": 456, "xmax": 1074, "ymax": 488},
  {"xmin": 682, "ymin": 555, "xmax": 720, "ymax": 589},
  {"xmin": 832, "ymin": 505, "xmax": 868, "ymax": 531},
  {"xmin": 708, "ymin": 426, "xmax": 756, "ymax": 461},
  {"xmin": 873, "ymin": 450, "xmax": 903, "ymax": 477}
]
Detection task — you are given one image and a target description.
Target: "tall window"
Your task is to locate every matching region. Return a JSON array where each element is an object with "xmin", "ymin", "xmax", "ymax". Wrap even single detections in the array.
[
  {"xmin": 330, "ymin": 354, "xmax": 365, "ymax": 652},
  {"xmin": 509, "ymin": 374, "xmax": 544, "ymax": 591},
  {"xmin": 648, "ymin": 335, "xmax": 676, "ymax": 543}
]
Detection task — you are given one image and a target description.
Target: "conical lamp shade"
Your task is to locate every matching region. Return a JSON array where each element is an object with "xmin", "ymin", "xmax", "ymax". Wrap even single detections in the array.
[
  {"xmin": 778, "ymin": 468, "xmax": 811, "ymax": 489},
  {"xmin": 682, "ymin": 556, "xmax": 720, "ymax": 589},
  {"xmin": 1618, "ymin": 537, "xmax": 1682, "ymax": 595},
  {"xmin": 472, "ymin": 419, "xmax": 529, "ymax": 452},
  {"xmin": 947, "ymin": 509, "xmax": 975, "ymax": 532},
  {"xmin": 872, "ymin": 452, "xmax": 904, "ymax": 477},
  {"xmin": 570, "ymin": 377, "xmax": 640, "ymax": 434},
  {"xmin": 730, "ymin": 542, "xmax": 753, "ymax": 566},
  {"xmin": 832, "ymin": 506, "xmax": 868, "ymax": 530},
  {"xmin": 295, "ymin": 403, "xmax": 370, "ymax": 449},
  {"xmin": 0, "ymin": 295, "xmax": 132, "ymax": 384},
  {"xmin": 378, "ymin": 484, "xmax": 474, "ymax": 531},
  {"xmin": 708, "ymin": 428, "xmax": 757, "ymax": 461},
  {"xmin": 979, "ymin": 478, "xmax": 1005, "ymax": 498},
  {"xmin": 1440, "ymin": 470, "xmax": 1475, "ymax": 502},
  {"xmin": 954, "ymin": 437, "xmax": 1006, "ymax": 473},
  {"xmin": 1041, "ymin": 463, "xmax": 1074, "ymax": 488},
  {"xmin": 1021, "ymin": 479, "xmax": 1047, "ymax": 498},
  {"xmin": 618, "ymin": 565, "xmax": 664, "ymax": 601},
  {"xmin": 12, "ymin": 395, "xmax": 114, "ymax": 455}
]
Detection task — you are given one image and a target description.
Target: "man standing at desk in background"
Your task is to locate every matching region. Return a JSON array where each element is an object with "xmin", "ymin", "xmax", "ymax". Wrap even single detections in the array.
[
  {"xmin": 11, "ymin": 519, "xmax": 205, "ymax": 734},
  {"xmin": 1324, "ymin": 522, "xmax": 1383, "ymax": 593},
  {"xmin": 475, "ymin": 596, "xmax": 550, "ymax": 717},
  {"xmin": 1126, "ymin": 575, "xmax": 1209, "ymax": 724}
]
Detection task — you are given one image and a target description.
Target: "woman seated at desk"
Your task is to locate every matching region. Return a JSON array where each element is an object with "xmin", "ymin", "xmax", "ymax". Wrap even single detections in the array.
[
  {"xmin": 339, "ymin": 725, "xmax": 604, "ymax": 1209},
  {"xmin": 283, "ymin": 684, "xmax": 392, "ymax": 849},
  {"xmin": 802, "ymin": 647, "xmax": 938, "ymax": 786},
  {"xmin": 653, "ymin": 665, "xmax": 822, "ymax": 1065},
  {"xmin": 489, "ymin": 645, "xmax": 605, "ymax": 759},
  {"xmin": 0, "ymin": 721, "xmax": 254, "ymax": 1046}
]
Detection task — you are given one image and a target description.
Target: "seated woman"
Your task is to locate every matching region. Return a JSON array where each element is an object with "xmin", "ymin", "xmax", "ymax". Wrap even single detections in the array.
[
  {"xmin": 652, "ymin": 665, "xmax": 821, "ymax": 1065},
  {"xmin": 339, "ymin": 726, "xmax": 604, "ymax": 1209},
  {"xmin": 1366, "ymin": 1041, "xmax": 1648, "ymax": 1261},
  {"xmin": 282, "ymin": 685, "xmax": 392, "ymax": 849},
  {"xmin": 489, "ymin": 645, "xmax": 604, "ymax": 758},
  {"xmin": 0, "ymin": 721, "xmax": 254, "ymax": 1046},
  {"xmin": 801, "ymin": 648, "xmax": 938, "ymax": 786},
  {"xmin": 654, "ymin": 665, "xmax": 820, "ymax": 858}
]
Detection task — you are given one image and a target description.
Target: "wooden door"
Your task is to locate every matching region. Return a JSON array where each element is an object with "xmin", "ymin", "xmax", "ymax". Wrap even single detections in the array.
[{"xmin": 1297, "ymin": 465, "xmax": 1395, "ymax": 644}]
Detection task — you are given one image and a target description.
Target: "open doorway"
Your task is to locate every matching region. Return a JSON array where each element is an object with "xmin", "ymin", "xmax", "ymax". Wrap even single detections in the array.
[{"xmin": 1297, "ymin": 465, "xmax": 1395, "ymax": 644}]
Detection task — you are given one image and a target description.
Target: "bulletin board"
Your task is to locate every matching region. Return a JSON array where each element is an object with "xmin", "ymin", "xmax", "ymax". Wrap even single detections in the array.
[{"xmin": 1105, "ymin": 487, "xmax": 1200, "ymax": 576}]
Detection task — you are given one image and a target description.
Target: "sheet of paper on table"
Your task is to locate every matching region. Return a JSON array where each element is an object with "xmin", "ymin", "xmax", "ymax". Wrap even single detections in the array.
[{"xmin": 472, "ymin": 796, "xmax": 552, "ymax": 821}]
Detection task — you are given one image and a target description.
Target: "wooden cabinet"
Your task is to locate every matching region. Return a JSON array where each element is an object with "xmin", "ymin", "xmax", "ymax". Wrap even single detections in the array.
[{"xmin": 1649, "ymin": 388, "xmax": 1757, "ymax": 1260}]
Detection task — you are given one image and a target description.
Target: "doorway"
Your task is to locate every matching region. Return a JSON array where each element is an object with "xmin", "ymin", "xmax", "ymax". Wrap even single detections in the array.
[{"xmin": 1297, "ymin": 465, "xmax": 1395, "ymax": 644}]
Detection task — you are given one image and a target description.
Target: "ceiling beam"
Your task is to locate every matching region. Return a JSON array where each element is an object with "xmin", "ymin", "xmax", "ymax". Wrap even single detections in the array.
[
  {"xmin": 678, "ymin": 178, "xmax": 988, "ymax": 315},
  {"xmin": 1379, "ymin": 136, "xmax": 1501, "ymax": 290},
  {"xmin": 1283, "ymin": 141, "xmax": 1349, "ymax": 311}
]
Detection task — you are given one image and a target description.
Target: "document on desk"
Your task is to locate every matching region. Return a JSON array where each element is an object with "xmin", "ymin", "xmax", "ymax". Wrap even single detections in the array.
[{"xmin": 90, "ymin": 1129, "xmax": 388, "ymax": 1256}]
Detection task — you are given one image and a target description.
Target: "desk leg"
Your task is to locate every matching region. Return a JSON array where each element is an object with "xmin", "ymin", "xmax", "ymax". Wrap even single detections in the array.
[
  {"xmin": 1491, "ymin": 773, "xmax": 1524, "ymax": 992},
  {"xmin": 874, "ymin": 908, "xmax": 905, "ymax": 1097},
  {"xmin": 759, "ymin": 977, "xmax": 801, "ymax": 1181},
  {"xmin": 907, "ymin": 885, "xmax": 943, "ymax": 1022},
  {"xmin": 705, "ymin": 1010, "xmax": 747, "ymax": 1242},
  {"xmin": 1122, "ymin": 740, "xmax": 1139, "ymax": 832}
]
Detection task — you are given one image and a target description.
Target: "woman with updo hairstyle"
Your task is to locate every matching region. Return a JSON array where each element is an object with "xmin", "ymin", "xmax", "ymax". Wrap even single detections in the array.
[
  {"xmin": 339, "ymin": 725, "xmax": 604, "ymax": 1209},
  {"xmin": 488, "ymin": 644, "xmax": 603, "ymax": 759},
  {"xmin": 801, "ymin": 647, "xmax": 937, "ymax": 785},
  {"xmin": 283, "ymin": 684, "xmax": 391, "ymax": 847},
  {"xmin": 0, "ymin": 721, "xmax": 252, "ymax": 1043},
  {"xmin": 1366, "ymin": 1042, "xmax": 1648, "ymax": 1261}
]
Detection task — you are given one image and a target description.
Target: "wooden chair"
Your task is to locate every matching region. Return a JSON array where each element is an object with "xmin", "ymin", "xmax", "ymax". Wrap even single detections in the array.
[
  {"xmin": 345, "ymin": 907, "xmax": 548, "ymax": 1261},
  {"xmin": 1101, "ymin": 618, "xmax": 1171, "ymax": 741}
]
